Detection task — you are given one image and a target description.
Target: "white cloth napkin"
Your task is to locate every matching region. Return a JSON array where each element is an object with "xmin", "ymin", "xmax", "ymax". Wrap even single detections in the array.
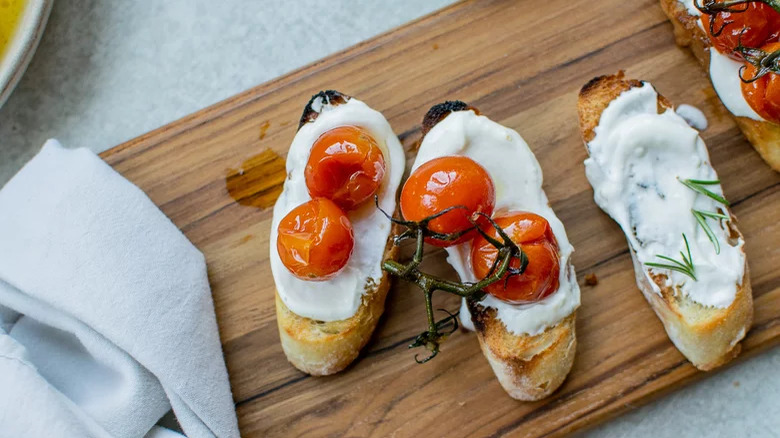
[{"xmin": 0, "ymin": 140, "xmax": 239, "ymax": 438}]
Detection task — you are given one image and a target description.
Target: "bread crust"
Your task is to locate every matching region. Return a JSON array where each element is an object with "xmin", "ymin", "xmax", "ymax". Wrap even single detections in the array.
[
  {"xmin": 421, "ymin": 102, "xmax": 577, "ymax": 399},
  {"xmin": 468, "ymin": 301, "xmax": 577, "ymax": 400},
  {"xmin": 577, "ymin": 72, "xmax": 753, "ymax": 371},
  {"xmin": 630, "ymin": 248, "xmax": 753, "ymax": 370},
  {"xmin": 660, "ymin": 0, "xmax": 780, "ymax": 171}
]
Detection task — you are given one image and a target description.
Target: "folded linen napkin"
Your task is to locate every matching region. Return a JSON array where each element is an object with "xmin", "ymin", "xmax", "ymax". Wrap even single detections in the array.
[{"xmin": 0, "ymin": 140, "xmax": 239, "ymax": 438}]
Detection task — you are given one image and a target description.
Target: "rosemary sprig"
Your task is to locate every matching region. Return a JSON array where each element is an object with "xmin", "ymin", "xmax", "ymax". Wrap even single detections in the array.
[
  {"xmin": 679, "ymin": 178, "xmax": 730, "ymax": 206},
  {"xmin": 694, "ymin": 1, "xmax": 780, "ymax": 37},
  {"xmin": 646, "ymin": 234, "xmax": 697, "ymax": 281},
  {"xmin": 692, "ymin": 209, "xmax": 729, "ymax": 254},
  {"xmin": 376, "ymin": 197, "xmax": 527, "ymax": 363},
  {"xmin": 678, "ymin": 178, "xmax": 730, "ymax": 254}
]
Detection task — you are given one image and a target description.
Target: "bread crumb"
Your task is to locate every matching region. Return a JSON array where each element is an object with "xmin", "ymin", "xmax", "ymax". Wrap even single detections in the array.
[
  {"xmin": 584, "ymin": 273, "xmax": 598, "ymax": 286},
  {"xmin": 733, "ymin": 381, "xmax": 740, "ymax": 387}
]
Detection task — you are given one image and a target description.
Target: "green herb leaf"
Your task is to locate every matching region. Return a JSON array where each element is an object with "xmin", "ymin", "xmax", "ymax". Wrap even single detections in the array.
[
  {"xmin": 692, "ymin": 209, "xmax": 727, "ymax": 254},
  {"xmin": 646, "ymin": 233, "xmax": 697, "ymax": 281},
  {"xmin": 685, "ymin": 179, "xmax": 720, "ymax": 185},
  {"xmin": 679, "ymin": 178, "xmax": 730, "ymax": 206},
  {"xmin": 646, "ymin": 262, "xmax": 697, "ymax": 280},
  {"xmin": 681, "ymin": 233, "xmax": 694, "ymax": 267},
  {"xmin": 695, "ymin": 210, "xmax": 729, "ymax": 220}
]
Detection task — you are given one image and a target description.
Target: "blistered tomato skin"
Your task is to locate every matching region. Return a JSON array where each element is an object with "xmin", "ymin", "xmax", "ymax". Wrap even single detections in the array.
[
  {"xmin": 400, "ymin": 156, "xmax": 496, "ymax": 247},
  {"xmin": 277, "ymin": 198, "xmax": 354, "ymax": 281},
  {"xmin": 702, "ymin": 2, "xmax": 780, "ymax": 58},
  {"xmin": 305, "ymin": 126, "xmax": 386, "ymax": 211},
  {"xmin": 471, "ymin": 212, "xmax": 560, "ymax": 303},
  {"xmin": 741, "ymin": 42, "xmax": 780, "ymax": 124}
]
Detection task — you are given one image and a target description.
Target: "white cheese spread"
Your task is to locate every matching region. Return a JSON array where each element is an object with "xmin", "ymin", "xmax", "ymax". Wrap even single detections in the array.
[{"xmin": 676, "ymin": 104, "xmax": 709, "ymax": 130}]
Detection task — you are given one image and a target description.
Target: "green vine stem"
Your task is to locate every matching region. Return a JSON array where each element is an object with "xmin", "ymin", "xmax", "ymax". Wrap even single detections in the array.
[
  {"xmin": 735, "ymin": 40, "xmax": 780, "ymax": 83},
  {"xmin": 376, "ymin": 197, "xmax": 528, "ymax": 363}
]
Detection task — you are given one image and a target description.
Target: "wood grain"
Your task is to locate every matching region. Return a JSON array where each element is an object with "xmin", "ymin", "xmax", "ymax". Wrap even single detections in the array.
[{"xmin": 100, "ymin": 0, "xmax": 780, "ymax": 436}]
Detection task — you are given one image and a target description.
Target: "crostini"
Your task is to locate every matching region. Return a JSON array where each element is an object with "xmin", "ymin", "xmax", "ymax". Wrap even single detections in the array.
[
  {"xmin": 270, "ymin": 90, "xmax": 405, "ymax": 376},
  {"xmin": 660, "ymin": 0, "xmax": 780, "ymax": 171},
  {"xmin": 577, "ymin": 72, "xmax": 753, "ymax": 370},
  {"xmin": 403, "ymin": 101, "xmax": 581, "ymax": 400}
]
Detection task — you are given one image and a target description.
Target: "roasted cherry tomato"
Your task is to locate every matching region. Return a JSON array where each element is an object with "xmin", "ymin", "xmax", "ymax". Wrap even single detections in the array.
[
  {"xmin": 741, "ymin": 42, "xmax": 780, "ymax": 123},
  {"xmin": 400, "ymin": 156, "xmax": 495, "ymax": 247},
  {"xmin": 277, "ymin": 198, "xmax": 354, "ymax": 280},
  {"xmin": 702, "ymin": 1, "xmax": 780, "ymax": 58},
  {"xmin": 471, "ymin": 212, "xmax": 560, "ymax": 303},
  {"xmin": 305, "ymin": 125, "xmax": 385, "ymax": 211}
]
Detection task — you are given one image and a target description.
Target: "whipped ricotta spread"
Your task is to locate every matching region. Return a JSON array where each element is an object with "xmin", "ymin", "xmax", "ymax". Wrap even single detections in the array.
[
  {"xmin": 584, "ymin": 83, "xmax": 745, "ymax": 308},
  {"xmin": 414, "ymin": 110, "xmax": 580, "ymax": 336},
  {"xmin": 676, "ymin": 104, "xmax": 708, "ymax": 130},
  {"xmin": 270, "ymin": 97, "xmax": 405, "ymax": 321}
]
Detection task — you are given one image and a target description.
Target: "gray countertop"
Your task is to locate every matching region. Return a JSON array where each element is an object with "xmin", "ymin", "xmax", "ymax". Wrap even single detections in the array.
[{"xmin": 1, "ymin": 1, "xmax": 777, "ymax": 436}]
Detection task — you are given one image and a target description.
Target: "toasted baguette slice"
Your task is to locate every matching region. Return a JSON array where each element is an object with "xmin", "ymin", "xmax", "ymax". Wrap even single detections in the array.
[
  {"xmin": 275, "ymin": 235, "xmax": 398, "ymax": 376},
  {"xmin": 273, "ymin": 90, "xmax": 402, "ymax": 376},
  {"xmin": 660, "ymin": 0, "xmax": 780, "ymax": 171},
  {"xmin": 420, "ymin": 102, "xmax": 578, "ymax": 400},
  {"xmin": 467, "ymin": 298, "xmax": 577, "ymax": 400},
  {"xmin": 577, "ymin": 73, "xmax": 753, "ymax": 370}
]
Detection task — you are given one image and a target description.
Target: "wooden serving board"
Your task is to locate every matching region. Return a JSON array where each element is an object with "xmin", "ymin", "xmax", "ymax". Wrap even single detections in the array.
[{"xmin": 100, "ymin": 0, "xmax": 780, "ymax": 436}]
